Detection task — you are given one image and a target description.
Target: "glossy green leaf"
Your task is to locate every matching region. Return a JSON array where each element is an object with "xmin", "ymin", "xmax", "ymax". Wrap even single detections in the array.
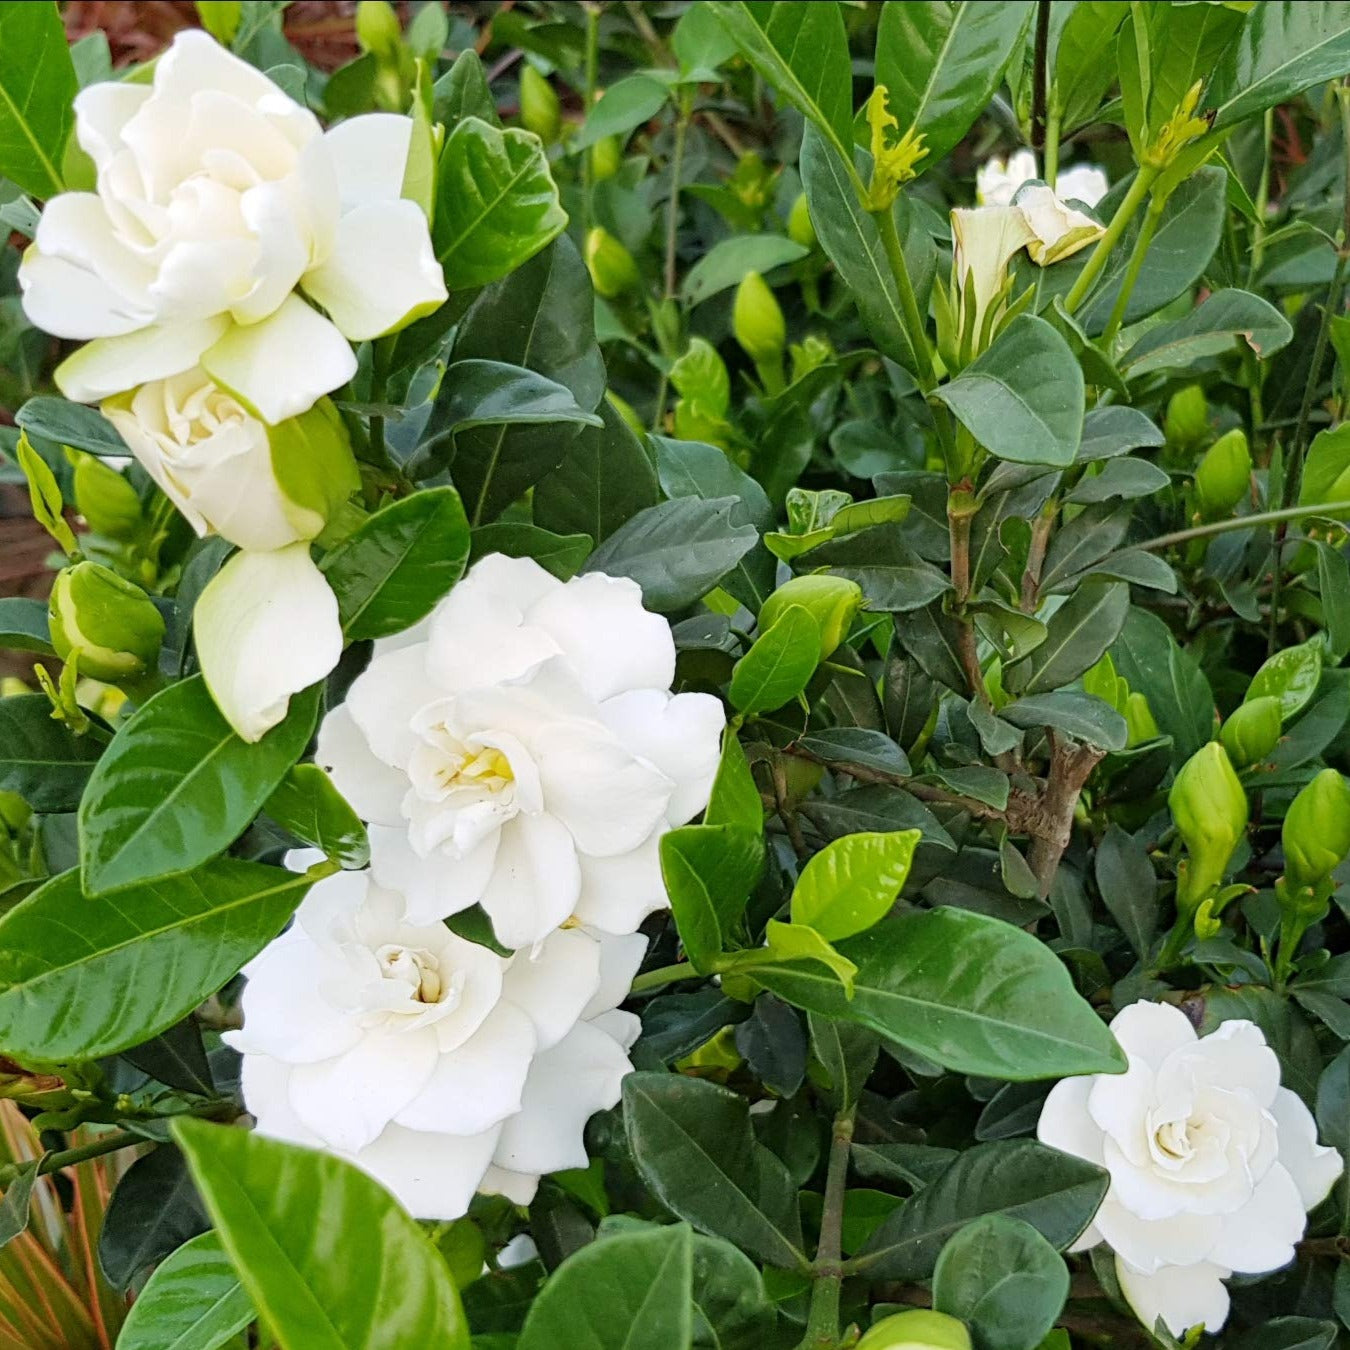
[
  {"xmin": 724, "ymin": 920, "xmax": 858, "ymax": 996},
  {"xmin": 1053, "ymin": 2, "xmax": 1128, "ymax": 132},
  {"xmin": 265, "ymin": 764, "xmax": 370, "ymax": 869},
  {"xmin": 931, "ymin": 1213, "xmax": 1069, "ymax": 1350},
  {"xmin": 1008, "ymin": 580, "xmax": 1130, "ymax": 696},
  {"xmin": 572, "ymin": 75, "xmax": 670, "ymax": 152},
  {"xmin": 1064, "ymin": 457, "xmax": 1170, "ymax": 504},
  {"xmin": 790, "ymin": 830, "xmax": 919, "ymax": 941},
  {"xmin": 876, "ymin": 2, "xmax": 1035, "ymax": 166},
  {"xmin": 469, "ymin": 523, "xmax": 593, "ymax": 580},
  {"xmin": 583, "ymin": 497, "xmax": 758, "ymax": 612},
  {"xmin": 1094, "ymin": 824, "xmax": 1159, "ymax": 959},
  {"xmin": 78, "ymin": 677, "xmax": 319, "ymax": 896},
  {"xmin": 680, "ymin": 235, "xmax": 808, "ymax": 306},
  {"xmin": 660, "ymin": 824, "xmax": 764, "ymax": 972},
  {"xmin": 1246, "ymin": 638, "xmax": 1323, "ymax": 720},
  {"xmin": 0, "ymin": 2, "xmax": 76, "ymax": 198},
  {"xmin": 0, "ymin": 596, "xmax": 53, "ymax": 655},
  {"xmin": 799, "ymin": 728, "xmax": 911, "ymax": 778},
  {"xmin": 1120, "ymin": 288, "xmax": 1293, "ymax": 376},
  {"xmin": 729, "ymin": 606, "xmax": 820, "ymax": 715},
  {"xmin": 432, "ymin": 50, "xmax": 501, "ymax": 128},
  {"xmin": 433, "ymin": 116, "xmax": 566, "ymax": 287},
  {"xmin": 174, "ymin": 1120, "xmax": 470, "ymax": 1350},
  {"xmin": 116, "ymin": 1231, "xmax": 254, "ymax": 1350},
  {"xmin": 750, "ymin": 908, "xmax": 1125, "ymax": 1079},
  {"xmin": 0, "ymin": 694, "xmax": 103, "ymax": 812},
  {"xmin": 517, "ymin": 1223, "xmax": 693, "ymax": 1350},
  {"xmin": 704, "ymin": 727, "xmax": 763, "ymax": 833},
  {"xmin": 322, "ymin": 487, "xmax": 470, "ymax": 641},
  {"xmin": 1077, "ymin": 406, "xmax": 1164, "ymax": 461},
  {"xmin": 1001, "ymin": 691, "xmax": 1128, "ymax": 750},
  {"xmin": 809, "ymin": 1014, "xmax": 880, "ymax": 1111},
  {"xmin": 622, "ymin": 1072, "xmax": 806, "ymax": 1269},
  {"xmin": 936, "ymin": 316, "xmax": 1084, "ymax": 468},
  {"xmin": 852, "ymin": 1139, "xmax": 1109, "ymax": 1279},
  {"xmin": 99, "ymin": 1147, "xmax": 209, "ymax": 1291},
  {"xmin": 0, "ymin": 860, "xmax": 316, "ymax": 1062}
]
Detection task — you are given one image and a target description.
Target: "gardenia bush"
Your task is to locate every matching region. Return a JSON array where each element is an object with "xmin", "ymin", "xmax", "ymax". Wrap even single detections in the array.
[{"xmin": 0, "ymin": 4, "xmax": 1349, "ymax": 1349}]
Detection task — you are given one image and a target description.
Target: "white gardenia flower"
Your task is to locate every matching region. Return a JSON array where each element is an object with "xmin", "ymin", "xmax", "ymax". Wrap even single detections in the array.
[
  {"xmin": 1038, "ymin": 1001, "xmax": 1343, "ymax": 1338},
  {"xmin": 317, "ymin": 554, "xmax": 725, "ymax": 949},
  {"xmin": 976, "ymin": 149, "xmax": 1108, "ymax": 209},
  {"xmin": 20, "ymin": 30, "xmax": 446, "ymax": 424},
  {"xmin": 227, "ymin": 862, "xmax": 643, "ymax": 1218},
  {"xmin": 1055, "ymin": 162, "xmax": 1110, "ymax": 208}
]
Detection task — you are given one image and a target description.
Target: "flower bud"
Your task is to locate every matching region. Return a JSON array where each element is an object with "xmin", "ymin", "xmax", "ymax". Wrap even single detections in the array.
[
  {"xmin": 759, "ymin": 575, "xmax": 863, "ymax": 660},
  {"xmin": 590, "ymin": 134, "xmax": 622, "ymax": 182},
  {"xmin": 1193, "ymin": 428, "xmax": 1251, "ymax": 519},
  {"xmin": 356, "ymin": 0, "xmax": 403, "ymax": 62},
  {"xmin": 584, "ymin": 226, "xmax": 640, "ymax": 299},
  {"xmin": 1220, "ymin": 695, "xmax": 1282, "ymax": 769},
  {"xmin": 1166, "ymin": 384, "xmax": 1209, "ymax": 450},
  {"xmin": 1168, "ymin": 742, "xmax": 1247, "ymax": 910},
  {"xmin": 72, "ymin": 453, "xmax": 141, "ymax": 540},
  {"xmin": 788, "ymin": 192, "xmax": 816, "ymax": 249},
  {"xmin": 1283, "ymin": 768, "xmax": 1350, "ymax": 890},
  {"xmin": 49, "ymin": 562, "xmax": 164, "ymax": 681},
  {"xmin": 519, "ymin": 65, "xmax": 561, "ymax": 144},
  {"xmin": 1124, "ymin": 691, "xmax": 1159, "ymax": 746},
  {"xmin": 733, "ymin": 271, "xmax": 785, "ymax": 364},
  {"xmin": 856, "ymin": 1310, "xmax": 972, "ymax": 1350}
]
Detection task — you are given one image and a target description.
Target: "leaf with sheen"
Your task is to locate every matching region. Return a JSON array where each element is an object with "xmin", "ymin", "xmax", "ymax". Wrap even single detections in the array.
[
  {"xmin": 0, "ymin": 597, "xmax": 53, "ymax": 655},
  {"xmin": 750, "ymin": 908, "xmax": 1125, "ymax": 1079},
  {"xmin": 15, "ymin": 397, "xmax": 128, "ymax": 457},
  {"xmin": 622, "ymin": 1072, "xmax": 806, "ymax": 1269},
  {"xmin": 935, "ymin": 316, "xmax": 1084, "ymax": 468},
  {"xmin": 116, "ymin": 1231, "xmax": 254, "ymax": 1350},
  {"xmin": 78, "ymin": 677, "xmax": 319, "ymax": 896},
  {"xmin": 729, "ymin": 606, "xmax": 820, "ymax": 715},
  {"xmin": 1008, "ymin": 580, "xmax": 1130, "ymax": 696},
  {"xmin": 571, "ymin": 74, "xmax": 670, "ymax": 152},
  {"xmin": 433, "ymin": 116, "xmax": 566, "ymax": 287},
  {"xmin": 469, "ymin": 523, "xmax": 593, "ymax": 580},
  {"xmin": 0, "ymin": 2, "xmax": 76, "ymax": 198},
  {"xmin": 660, "ymin": 825, "xmax": 764, "ymax": 973},
  {"xmin": 0, "ymin": 694, "xmax": 103, "ymax": 812},
  {"xmin": 876, "ymin": 2, "xmax": 1035, "ymax": 166},
  {"xmin": 322, "ymin": 487, "xmax": 470, "ymax": 640},
  {"xmin": 174, "ymin": 1121, "xmax": 470, "ymax": 1350},
  {"xmin": 265, "ymin": 764, "xmax": 370, "ymax": 869},
  {"xmin": 99, "ymin": 1146, "xmax": 209, "ymax": 1291},
  {"xmin": 791, "ymin": 830, "xmax": 920, "ymax": 941},
  {"xmin": 0, "ymin": 860, "xmax": 316, "ymax": 1062}
]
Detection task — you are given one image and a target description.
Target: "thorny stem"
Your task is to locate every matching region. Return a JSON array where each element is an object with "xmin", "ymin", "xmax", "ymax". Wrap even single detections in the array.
[
  {"xmin": 1063, "ymin": 164, "xmax": 1160, "ymax": 315},
  {"xmin": 799, "ymin": 1109, "xmax": 855, "ymax": 1350}
]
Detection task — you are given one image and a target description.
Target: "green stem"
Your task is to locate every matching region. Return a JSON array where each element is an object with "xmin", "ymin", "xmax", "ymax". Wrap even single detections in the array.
[
  {"xmin": 652, "ymin": 99, "xmax": 690, "ymax": 431},
  {"xmin": 1063, "ymin": 163, "xmax": 1160, "ymax": 315},
  {"xmin": 1248, "ymin": 108, "xmax": 1274, "ymax": 283},
  {"xmin": 1101, "ymin": 189, "xmax": 1164, "ymax": 344},
  {"xmin": 1122, "ymin": 498, "xmax": 1350, "ymax": 554},
  {"xmin": 800, "ymin": 1109, "xmax": 854, "ymax": 1350},
  {"xmin": 629, "ymin": 962, "xmax": 701, "ymax": 995},
  {"xmin": 1044, "ymin": 102, "xmax": 1061, "ymax": 188},
  {"xmin": 0, "ymin": 1130, "xmax": 140, "ymax": 1188},
  {"xmin": 368, "ymin": 335, "xmax": 393, "ymax": 469},
  {"xmin": 871, "ymin": 204, "xmax": 936, "ymax": 394},
  {"xmin": 580, "ymin": 3, "xmax": 601, "ymax": 236}
]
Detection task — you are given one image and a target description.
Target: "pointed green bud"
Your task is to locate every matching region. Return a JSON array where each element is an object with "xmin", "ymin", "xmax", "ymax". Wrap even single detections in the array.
[
  {"xmin": 1124, "ymin": 691, "xmax": 1160, "ymax": 746},
  {"xmin": 759, "ymin": 574, "xmax": 863, "ymax": 660},
  {"xmin": 1193, "ymin": 428, "xmax": 1251, "ymax": 519},
  {"xmin": 356, "ymin": 0, "xmax": 403, "ymax": 62},
  {"xmin": 519, "ymin": 65, "xmax": 561, "ymax": 143},
  {"xmin": 1169, "ymin": 741, "xmax": 1247, "ymax": 910},
  {"xmin": 788, "ymin": 192, "xmax": 816, "ymax": 250},
  {"xmin": 1166, "ymin": 384, "xmax": 1209, "ymax": 450},
  {"xmin": 72, "ymin": 452, "xmax": 142, "ymax": 540},
  {"xmin": 856, "ymin": 1309, "xmax": 972, "ymax": 1350},
  {"xmin": 1283, "ymin": 768, "xmax": 1350, "ymax": 890},
  {"xmin": 733, "ymin": 271, "xmax": 785, "ymax": 364},
  {"xmin": 1220, "ymin": 695, "xmax": 1282, "ymax": 768},
  {"xmin": 589, "ymin": 135, "xmax": 622, "ymax": 182},
  {"xmin": 584, "ymin": 226, "xmax": 640, "ymax": 299},
  {"xmin": 49, "ymin": 562, "xmax": 164, "ymax": 681}
]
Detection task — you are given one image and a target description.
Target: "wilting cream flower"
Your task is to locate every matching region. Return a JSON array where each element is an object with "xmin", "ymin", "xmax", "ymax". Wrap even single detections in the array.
[
  {"xmin": 976, "ymin": 149, "xmax": 1108, "ymax": 208},
  {"xmin": 1038, "ymin": 1001, "xmax": 1342, "ymax": 1337},
  {"xmin": 21, "ymin": 30, "xmax": 446, "ymax": 424},
  {"xmin": 317, "ymin": 554, "xmax": 724, "ymax": 949},
  {"xmin": 228, "ymin": 862, "xmax": 642, "ymax": 1218}
]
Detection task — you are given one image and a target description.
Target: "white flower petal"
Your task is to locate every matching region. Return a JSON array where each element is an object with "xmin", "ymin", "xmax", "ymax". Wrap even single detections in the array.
[
  {"xmin": 354, "ymin": 1121, "xmax": 502, "ymax": 1221},
  {"xmin": 1036, "ymin": 1076, "xmax": 1104, "ymax": 1166},
  {"xmin": 56, "ymin": 318, "xmax": 229, "ymax": 402},
  {"xmin": 480, "ymin": 813, "xmax": 580, "ymax": 949},
  {"xmin": 1271, "ymin": 1086, "xmax": 1344, "ymax": 1209},
  {"xmin": 1171, "ymin": 1020, "xmax": 1280, "ymax": 1109},
  {"xmin": 1055, "ymin": 163, "xmax": 1109, "ymax": 207},
  {"xmin": 345, "ymin": 644, "xmax": 436, "ymax": 768},
  {"xmin": 1093, "ymin": 1195, "xmax": 1220, "ymax": 1274},
  {"xmin": 153, "ymin": 29, "xmax": 307, "ymax": 113},
  {"xmin": 322, "ymin": 114, "xmax": 414, "ymax": 209},
  {"xmin": 368, "ymin": 825, "xmax": 497, "ymax": 925},
  {"xmin": 502, "ymin": 928, "xmax": 602, "ymax": 1052},
  {"xmin": 584, "ymin": 932, "xmax": 648, "ymax": 1020},
  {"xmin": 303, "ymin": 199, "xmax": 447, "ymax": 341},
  {"xmin": 201, "ymin": 295, "xmax": 357, "ymax": 424},
  {"xmin": 1207, "ymin": 1164, "xmax": 1306, "ymax": 1274},
  {"xmin": 315, "ymin": 705, "xmax": 408, "ymax": 826},
  {"xmin": 240, "ymin": 1054, "xmax": 322, "ymax": 1147},
  {"xmin": 1115, "ymin": 1257, "xmax": 1230, "ymax": 1338},
  {"xmin": 194, "ymin": 543, "xmax": 342, "ymax": 742},
  {"xmin": 1016, "ymin": 184, "xmax": 1106, "ymax": 265},
  {"xmin": 494, "ymin": 1021, "xmax": 633, "ymax": 1176},
  {"xmin": 590, "ymin": 1008, "xmax": 642, "ymax": 1052},
  {"xmin": 479, "ymin": 1163, "xmax": 540, "ymax": 1207},
  {"xmin": 1086, "ymin": 1057, "xmax": 1154, "ymax": 1170},
  {"xmin": 1108, "ymin": 1000, "xmax": 1196, "ymax": 1068},
  {"xmin": 573, "ymin": 828, "xmax": 669, "ymax": 935},
  {"xmin": 74, "ymin": 81, "xmax": 152, "ymax": 173}
]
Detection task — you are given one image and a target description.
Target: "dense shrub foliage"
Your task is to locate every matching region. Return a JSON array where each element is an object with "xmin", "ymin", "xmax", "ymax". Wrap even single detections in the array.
[{"xmin": 3, "ymin": 2, "xmax": 1350, "ymax": 1347}]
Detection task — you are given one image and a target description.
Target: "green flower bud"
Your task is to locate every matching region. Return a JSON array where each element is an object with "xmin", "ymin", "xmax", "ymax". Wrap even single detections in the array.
[
  {"xmin": 1193, "ymin": 428, "xmax": 1251, "ymax": 519},
  {"xmin": 759, "ymin": 574, "xmax": 863, "ymax": 660},
  {"xmin": 584, "ymin": 226, "xmax": 640, "ymax": 299},
  {"xmin": 356, "ymin": 0, "xmax": 403, "ymax": 62},
  {"xmin": 519, "ymin": 65, "xmax": 561, "ymax": 144},
  {"xmin": 1166, "ymin": 384, "xmax": 1209, "ymax": 450},
  {"xmin": 1220, "ymin": 695, "xmax": 1282, "ymax": 768},
  {"xmin": 788, "ymin": 192, "xmax": 816, "ymax": 250},
  {"xmin": 590, "ymin": 134, "xmax": 622, "ymax": 183},
  {"xmin": 1124, "ymin": 690, "xmax": 1160, "ymax": 746},
  {"xmin": 1283, "ymin": 768, "xmax": 1350, "ymax": 890},
  {"xmin": 49, "ymin": 562, "xmax": 164, "ymax": 681},
  {"xmin": 1168, "ymin": 742, "xmax": 1247, "ymax": 910},
  {"xmin": 733, "ymin": 271, "xmax": 786, "ymax": 364},
  {"xmin": 856, "ymin": 1310, "xmax": 972, "ymax": 1350},
  {"xmin": 72, "ymin": 453, "xmax": 141, "ymax": 540}
]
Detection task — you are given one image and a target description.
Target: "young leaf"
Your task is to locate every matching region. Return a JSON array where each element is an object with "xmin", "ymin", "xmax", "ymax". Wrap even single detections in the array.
[
  {"xmin": 790, "ymin": 829, "xmax": 920, "ymax": 941},
  {"xmin": 659, "ymin": 824, "xmax": 764, "ymax": 972},
  {"xmin": 704, "ymin": 726, "xmax": 763, "ymax": 832},
  {"xmin": 173, "ymin": 1121, "xmax": 470, "ymax": 1350},
  {"xmin": 728, "ymin": 605, "xmax": 820, "ymax": 715}
]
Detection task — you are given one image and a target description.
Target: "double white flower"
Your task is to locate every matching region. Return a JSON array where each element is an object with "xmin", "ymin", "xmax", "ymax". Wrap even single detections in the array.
[
  {"xmin": 977, "ymin": 148, "xmax": 1109, "ymax": 209},
  {"xmin": 22, "ymin": 30, "xmax": 446, "ymax": 424},
  {"xmin": 1038, "ymin": 1001, "xmax": 1342, "ymax": 1337},
  {"xmin": 318, "ymin": 553, "xmax": 726, "ymax": 949},
  {"xmin": 228, "ymin": 861, "xmax": 642, "ymax": 1217}
]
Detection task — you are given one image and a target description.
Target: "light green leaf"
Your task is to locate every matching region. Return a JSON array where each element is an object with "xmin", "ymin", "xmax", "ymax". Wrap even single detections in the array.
[
  {"xmin": 729, "ymin": 606, "xmax": 820, "ymax": 715},
  {"xmin": 659, "ymin": 825, "xmax": 764, "ymax": 973},
  {"xmin": 680, "ymin": 235, "xmax": 808, "ymax": 306},
  {"xmin": 1246, "ymin": 638, "xmax": 1323, "ymax": 720},
  {"xmin": 571, "ymin": 75, "xmax": 670, "ymax": 152},
  {"xmin": 116, "ymin": 1231, "xmax": 254, "ymax": 1350},
  {"xmin": 790, "ymin": 830, "xmax": 919, "ymax": 941},
  {"xmin": 0, "ymin": 2, "xmax": 76, "ymax": 198},
  {"xmin": 725, "ymin": 920, "xmax": 859, "ymax": 997},
  {"xmin": 704, "ymin": 725, "xmax": 764, "ymax": 833}
]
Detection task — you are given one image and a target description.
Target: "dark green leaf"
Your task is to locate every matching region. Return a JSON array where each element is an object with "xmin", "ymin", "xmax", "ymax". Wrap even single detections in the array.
[
  {"xmin": 1120, "ymin": 288, "xmax": 1293, "ymax": 375},
  {"xmin": 1094, "ymin": 824, "xmax": 1159, "ymax": 959},
  {"xmin": 572, "ymin": 74, "xmax": 670, "ymax": 152},
  {"xmin": 99, "ymin": 1146, "xmax": 208, "ymax": 1291},
  {"xmin": 1065, "ymin": 458, "xmax": 1170, "ymax": 504},
  {"xmin": 809, "ymin": 1014, "xmax": 879, "ymax": 1110},
  {"xmin": 1000, "ymin": 692, "xmax": 1128, "ymax": 750},
  {"xmin": 0, "ymin": 2, "xmax": 77, "ymax": 197},
  {"xmin": 16, "ymin": 397, "xmax": 127, "ymax": 457},
  {"xmin": 1008, "ymin": 580, "xmax": 1130, "ymax": 696},
  {"xmin": 799, "ymin": 728, "xmax": 911, "ymax": 777},
  {"xmin": 660, "ymin": 825, "xmax": 764, "ymax": 972},
  {"xmin": 0, "ymin": 597, "xmax": 53, "ymax": 655},
  {"xmin": 1077, "ymin": 406, "xmax": 1164, "ymax": 461},
  {"xmin": 470, "ymin": 523, "xmax": 593, "ymax": 580},
  {"xmin": 734, "ymin": 995, "xmax": 807, "ymax": 1097},
  {"xmin": 265, "ymin": 764, "xmax": 370, "ymax": 869},
  {"xmin": 0, "ymin": 694, "xmax": 103, "ymax": 812},
  {"xmin": 116, "ymin": 1231, "xmax": 255, "ymax": 1350},
  {"xmin": 680, "ymin": 236, "xmax": 808, "ymax": 306},
  {"xmin": 808, "ymin": 524, "xmax": 951, "ymax": 612},
  {"xmin": 0, "ymin": 1163, "xmax": 37, "ymax": 1250}
]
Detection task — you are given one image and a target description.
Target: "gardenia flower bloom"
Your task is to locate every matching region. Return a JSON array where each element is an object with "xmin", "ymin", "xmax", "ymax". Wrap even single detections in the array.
[
  {"xmin": 317, "ymin": 554, "xmax": 725, "ymax": 949},
  {"xmin": 1056, "ymin": 162, "xmax": 1110, "ymax": 208},
  {"xmin": 1037, "ymin": 1001, "xmax": 1342, "ymax": 1337},
  {"xmin": 20, "ymin": 29, "xmax": 446, "ymax": 424},
  {"xmin": 976, "ymin": 148, "xmax": 1108, "ymax": 208},
  {"xmin": 227, "ymin": 861, "xmax": 644, "ymax": 1219}
]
